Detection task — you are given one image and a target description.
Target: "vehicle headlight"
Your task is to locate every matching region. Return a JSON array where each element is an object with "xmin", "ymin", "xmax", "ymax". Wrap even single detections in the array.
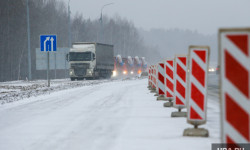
[
  {"xmin": 112, "ymin": 70, "xmax": 117, "ymax": 77},
  {"xmin": 70, "ymin": 69, "xmax": 74, "ymax": 75},
  {"xmin": 123, "ymin": 71, "xmax": 127, "ymax": 75},
  {"xmin": 88, "ymin": 70, "xmax": 92, "ymax": 74},
  {"xmin": 130, "ymin": 71, "xmax": 134, "ymax": 74},
  {"xmin": 209, "ymin": 68, "xmax": 215, "ymax": 72}
]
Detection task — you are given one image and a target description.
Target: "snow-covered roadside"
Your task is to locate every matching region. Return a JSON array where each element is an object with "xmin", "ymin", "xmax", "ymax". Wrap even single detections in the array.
[
  {"xmin": 0, "ymin": 77, "xmax": 141, "ymax": 104},
  {"xmin": 0, "ymin": 79, "xmax": 103, "ymax": 104}
]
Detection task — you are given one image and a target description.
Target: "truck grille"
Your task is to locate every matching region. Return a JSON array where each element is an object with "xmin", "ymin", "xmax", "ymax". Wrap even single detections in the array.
[
  {"xmin": 71, "ymin": 63, "xmax": 90, "ymax": 68},
  {"xmin": 71, "ymin": 63, "xmax": 89, "ymax": 76},
  {"xmin": 74, "ymin": 68, "xmax": 86, "ymax": 76}
]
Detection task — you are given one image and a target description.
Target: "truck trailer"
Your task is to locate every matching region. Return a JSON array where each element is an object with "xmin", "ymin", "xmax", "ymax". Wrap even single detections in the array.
[{"xmin": 67, "ymin": 42, "xmax": 114, "ymax": 80}]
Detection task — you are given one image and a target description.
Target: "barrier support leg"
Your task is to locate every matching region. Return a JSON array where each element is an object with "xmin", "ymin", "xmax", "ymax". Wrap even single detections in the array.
[
  {"xmin": 157, "ymin": 95, "xmax": 167, "ymax": 101},
  {"xmin": 163, "ymin": 99, "xmax": 173, "ymax": 107},
  {"xmin": 183, "ymin": 125, "xmax": 209, "ymax": 137},
  {"xmin": 171, "ymin": 108, "xmax": 187, "ymax": 117},
  {"xmin": 150, "ymin": 88, "xmax": 156, "ymax": 93}
]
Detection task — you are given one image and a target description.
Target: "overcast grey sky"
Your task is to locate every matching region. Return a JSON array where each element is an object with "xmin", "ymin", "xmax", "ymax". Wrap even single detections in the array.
[{"xmin": 62, "ymin": 0, "xmax": 250, "ymax": 35}]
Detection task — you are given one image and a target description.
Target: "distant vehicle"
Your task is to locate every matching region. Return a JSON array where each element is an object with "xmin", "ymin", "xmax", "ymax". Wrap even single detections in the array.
[
  {"xmin": 113, "ymin": 55, "xmax": 147, "ymax": 77},
  {"xmin": 134, "ymin": 56, "xmax": 142, "ymax": 74},
  {"xmin": 127, "ymin": 56, "xmax": 134, "ymax": 75},
  {"xmin": 208, "ymin": 62, "xmax": 218, "ymax": 74},
  {"xmin": 67, "ymin": 42, "xmax": 114, "ymax": 80},
  {"xmin": 208, "ymin": 67, "xmax": 216, "ymax": 73},
  {"xmin": 216, "ymin": 65, "xmax": 220, "ymax": 74},
  {"xmin": 122, "ymin": 57, "xmax": 128, "ymax": 75},
  {"xmin": 141, "ymin": 57, "xmax": 147, "ymax": 72},
  {"xmin": 114, "ymin": 55, "xmax": 125, "ymax": 76}
]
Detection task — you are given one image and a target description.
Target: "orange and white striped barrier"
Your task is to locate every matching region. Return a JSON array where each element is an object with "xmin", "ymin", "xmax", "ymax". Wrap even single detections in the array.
[
  {"xmin": 150, "ymin": 65, "xmax": 157, "ymax": 92},
  {"xmin": 148, "ymin": 66, "xmax": 152, "ymax": 89},
  {"xmin": 165, "ymin": 59, "xmax": 175, "ymax": 100},
  {"xmin": 219, "ymin": 28, "xmax": 250, "ymax": 143},
  {"xmin": 171, "ymin": 55, "xmax": 188, "ymax": 117},
  {"xmin": 157, "ymin": 62, "xmax": 166, "ymax": 100},
  {"xmin": 155, "ymin": 64, "xmax": 159, "ymax": 96},
  {"xmin": 184, "ymin": 45, "xmax": 210, "ymax": 137},
  {"xmin": 150, "ymin": 66, "xmax": 153, "ymax": 88},
  {"xmin": 153, "ymin": 65, "xmax": 155, "ymax": 89},
  {"xmin": 163, "ymin": 59, "xmax": 175, "ymax": 107}
]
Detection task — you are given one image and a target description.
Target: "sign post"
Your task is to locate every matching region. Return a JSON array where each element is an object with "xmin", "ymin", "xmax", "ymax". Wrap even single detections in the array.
[
  {"xmin": 40, "ymin": 35, "xmax": 57, "ymax": 87},
  {"xmin": 54, "ymin": 53, "xmax": 57, "ymax": 79},
  {"xmin": 183, "ymin": 45, "xmax": 210, "ymax": 137},
  {"xmin": 219, "ymin": 28, "xmax": 250, "ymax": 144},
  {"xmin": 47, "ymin": 52, "xmax": 50, "ymax": 87}
]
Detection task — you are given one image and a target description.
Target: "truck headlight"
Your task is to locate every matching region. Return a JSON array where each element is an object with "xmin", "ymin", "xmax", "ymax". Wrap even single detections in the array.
[
  {"xmin": 209, "ymin": 68, "xmax": 215, "ymax": 72},
  {"xmin": 112, "ymin": 70, "xmax": 117, "ymax": 77},
  {"xmin": 88, "ymin": 70, "xmax": 92, "ymax": 74},
  {"xmin": 70, "ymin": 70, "xmax": 74, "ymax": 75}
]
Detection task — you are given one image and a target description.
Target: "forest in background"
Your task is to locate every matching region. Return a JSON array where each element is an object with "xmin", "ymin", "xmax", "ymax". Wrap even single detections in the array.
[{"xmin": 0, "ymin": 0, "xmax": 160, "ymax": 82}]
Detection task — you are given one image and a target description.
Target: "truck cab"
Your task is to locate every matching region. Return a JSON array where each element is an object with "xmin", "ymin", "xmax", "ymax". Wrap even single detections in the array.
[{"xmin": 67, "ymin": 43, "xmax": 114, "ymax": 80}]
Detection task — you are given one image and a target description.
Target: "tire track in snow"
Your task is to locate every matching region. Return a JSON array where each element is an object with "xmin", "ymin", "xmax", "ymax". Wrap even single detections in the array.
[{"xmin": 23, "ymin": 81, "xmax": 139, "ymax": 150}]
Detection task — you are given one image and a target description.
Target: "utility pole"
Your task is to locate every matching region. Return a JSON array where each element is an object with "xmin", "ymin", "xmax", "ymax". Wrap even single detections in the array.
[
  {"xmin": 68, "ymin": 0, "xmax": 72, "ymax": 48},
  {"xmin": 99, "ymin": 3, "xmax": 114, "ymax": 43},
  {"xmin": 26, "ymin": 0, "xmax": 32, "ymax": 80},
  {"xmin": 67, "ymin": 0, "xmax": 71, "ymax": 79}
]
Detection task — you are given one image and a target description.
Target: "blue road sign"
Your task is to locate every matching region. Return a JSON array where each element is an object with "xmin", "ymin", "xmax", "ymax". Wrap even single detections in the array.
[{"xmin": 40, "ymin": 35, "xmax": 57, "ymax": 52}]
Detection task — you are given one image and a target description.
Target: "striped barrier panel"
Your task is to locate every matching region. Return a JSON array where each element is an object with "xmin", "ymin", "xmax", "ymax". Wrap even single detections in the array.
[
  {"xmin": 158, "ymin": 62, "xmax": 165, "ymax": 96},
  {"xmin": 165, "ymin": 59, "xmax": 175, "ymax": 100},
  {"xmin": 152, "ymin": 65, "xmax": 156, "ymax": 89},
  {"xmin": 173, "ymin": 55, "xmax": 188, "ymax": 110},
  {"xmin": 187, "ymin": 46, "xmax": 210, "ymax": 126},
  {"xmin": 219, "ymin": 28, "xmax": 250, "ymax": 143},
  {"xmin": 154, "ymin": 65, "xmax": 157, "ymax": 89},
  {"xmin": 155, "ymin": 64, "xmax": 159, "ymax": 94},
  {"xmin": 150, "ymin": 66, "xmax": 153, "ymax": 87},
  {"xmin": 148, "ymin": 66, "xmax": 152, "ymax": 87}
]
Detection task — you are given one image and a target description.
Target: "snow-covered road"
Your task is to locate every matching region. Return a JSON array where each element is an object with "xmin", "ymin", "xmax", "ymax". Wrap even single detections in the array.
[{"xmin": 0, "ymin": 75, "xmax": 220, "ymax": 150}]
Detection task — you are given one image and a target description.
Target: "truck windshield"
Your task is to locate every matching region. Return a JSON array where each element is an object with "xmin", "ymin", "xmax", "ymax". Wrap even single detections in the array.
[{"xmin": 69, "ymin": 52, "xmax": 92, "ymax": 61}]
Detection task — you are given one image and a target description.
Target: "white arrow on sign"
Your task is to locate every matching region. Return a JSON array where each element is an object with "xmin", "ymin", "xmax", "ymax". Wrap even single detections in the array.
[
  {"xmin": 50, "ymin": 37, "xmax": 54, "ymax": 51},
  {"xmin": 44, "ymin": 37, "xmax": 50, "ymax": 51}
]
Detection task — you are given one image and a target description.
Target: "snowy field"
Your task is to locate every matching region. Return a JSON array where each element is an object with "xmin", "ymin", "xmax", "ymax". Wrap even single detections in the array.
[
  {"xmin": 0, "ymin": 78, "xmax": 118, "ymax": 104},
  {"xmin": 0, "ymin": 74, "xmax": 220, "ymax": 150}
]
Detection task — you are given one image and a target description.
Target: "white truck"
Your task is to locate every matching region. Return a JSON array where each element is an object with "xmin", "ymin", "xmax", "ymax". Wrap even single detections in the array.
[{"xmin": 67, "ymin": 42, "xmax": 114, "ymax": 80}]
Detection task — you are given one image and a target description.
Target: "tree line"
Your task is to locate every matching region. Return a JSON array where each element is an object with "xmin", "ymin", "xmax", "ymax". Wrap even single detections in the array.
[{"xmin": 0, "ymin": 0, "xmax": 159, "ymax": 82}]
